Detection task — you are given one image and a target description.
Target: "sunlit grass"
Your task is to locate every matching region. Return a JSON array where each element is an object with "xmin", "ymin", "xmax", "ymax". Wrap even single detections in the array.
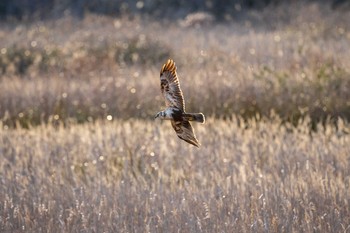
[
  {"xmin": 1, "ymin": 117, "xmax": 349, "ymax": 232},
  {"xmin": 1, "ymin": 4, "xmax": 350, "ymax": 127},
  {"xmin": 1, "ymin": 3, "xmax": 350, "ymax": 232}
]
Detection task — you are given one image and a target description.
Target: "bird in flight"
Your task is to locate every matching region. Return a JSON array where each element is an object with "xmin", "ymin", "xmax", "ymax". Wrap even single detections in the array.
[{"xmin": 155, "ymin": 59, "xmax": 205, "ymax": 147}]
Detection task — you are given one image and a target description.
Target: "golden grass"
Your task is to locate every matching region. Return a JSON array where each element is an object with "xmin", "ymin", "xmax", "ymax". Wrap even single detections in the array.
[
  {"xmin": 1, "ymin": 3, "xmax": 350, "ymax": 232},
  {"xmin": 1, "ymin": 4, "xmax": 350, "ymax": 126},
  {"xmin": 1, "ymin": 117, "xmax": 350, "ymax": 232}
]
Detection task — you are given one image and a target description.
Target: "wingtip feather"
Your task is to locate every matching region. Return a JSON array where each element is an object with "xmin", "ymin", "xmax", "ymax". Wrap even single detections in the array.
[
  {"xmin": 160, "ymin": 59, "xmax": 177, "ymax": 76},
  {"xmin": 178, "ymin": 135, "xmax": 201, "ymax": 147}
]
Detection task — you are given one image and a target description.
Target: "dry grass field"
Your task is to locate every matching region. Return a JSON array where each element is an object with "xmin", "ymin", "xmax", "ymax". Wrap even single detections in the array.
[
  {"xmin": 1, "ymin": 2, "xmax": 350, "ymax": 232},
  {"xmin": 1, "ymin": 118, "xmax": 350, "ymax": 232}
]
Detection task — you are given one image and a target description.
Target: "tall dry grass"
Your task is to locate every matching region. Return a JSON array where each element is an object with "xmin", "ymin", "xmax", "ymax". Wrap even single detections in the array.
[
  {"xmin": 1, "ymin": 117, "xmax": 350, "ymax": 232},
  {"xmin": 1, "ymin": 3, "xmax": 350, "ymax": 127},
  {"xmin": 1, "ymin": 3, "xmax": 350, "ymax": 232}
]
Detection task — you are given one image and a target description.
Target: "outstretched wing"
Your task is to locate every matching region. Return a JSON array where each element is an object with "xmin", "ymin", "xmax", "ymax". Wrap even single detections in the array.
[
  {"xmin": 160, "ymin": 59, "xmax": 185, "ymax": 111},
  {"xmin": 171, "ymin": 120, "xmax": 200, "ymax": 147}
]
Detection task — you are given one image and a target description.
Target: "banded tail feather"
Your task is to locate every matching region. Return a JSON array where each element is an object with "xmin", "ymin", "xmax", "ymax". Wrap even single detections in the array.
[{"xmin": 183, "ymin": 113, "xmax": 205, "ymax": 123}]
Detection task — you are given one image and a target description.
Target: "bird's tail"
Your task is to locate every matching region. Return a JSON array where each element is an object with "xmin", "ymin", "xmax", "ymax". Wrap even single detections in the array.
[{"xmin": 183, "ymin": 113, "xmax": 205, "ymax": 123}]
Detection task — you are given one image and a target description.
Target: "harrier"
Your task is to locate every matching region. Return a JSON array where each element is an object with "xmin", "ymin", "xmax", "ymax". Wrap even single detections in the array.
[{"xmin": 155, "ymin": 59, "xmax": 205, "ymax": 147}]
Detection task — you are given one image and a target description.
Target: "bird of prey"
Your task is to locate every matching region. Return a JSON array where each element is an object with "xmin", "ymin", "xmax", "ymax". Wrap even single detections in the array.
[{"xmin": 155, "ymin": 59, "xmax": 205, "ymax": 147}]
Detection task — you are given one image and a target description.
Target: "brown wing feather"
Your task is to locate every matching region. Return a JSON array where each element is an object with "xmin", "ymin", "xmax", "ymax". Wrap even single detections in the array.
[
  {"xmin": 160, "ymin": 59, "xmax": 185, "ymax": 111},
  {"xmin": 171, "ymin": 120, "xmax": 200, "ymax": 147}
]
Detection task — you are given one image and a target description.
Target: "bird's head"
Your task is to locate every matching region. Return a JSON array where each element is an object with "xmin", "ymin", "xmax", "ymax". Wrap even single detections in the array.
[{"xmin": 154, "ymin": 111, "xmax": 164, "ymax": 119}]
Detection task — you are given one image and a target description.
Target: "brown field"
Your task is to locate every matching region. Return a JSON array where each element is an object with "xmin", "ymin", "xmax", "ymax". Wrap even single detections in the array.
[
  {"xmin": 1, "ymin": 2, "xmax": 350, "ymax": 233},
  {"xmin": 1, "ymin": 3, "xmax": 350, "ymax": 126},
  {"xmin": 1, "ymin": 118, "xmax": 350, "ymax": 232}
]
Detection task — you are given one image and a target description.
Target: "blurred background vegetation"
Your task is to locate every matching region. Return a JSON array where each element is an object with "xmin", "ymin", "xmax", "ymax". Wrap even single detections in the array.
[
  {"xmin": 0, "ymin": 0, "xmax": 349, "ymax": 20},
  {"xmin": 1, "ymin": 2, "xmax": 350, "ymax": 231},
  {"xmin": 0, "ymin": 0, "xmax": 350, "ymax": 128}
]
